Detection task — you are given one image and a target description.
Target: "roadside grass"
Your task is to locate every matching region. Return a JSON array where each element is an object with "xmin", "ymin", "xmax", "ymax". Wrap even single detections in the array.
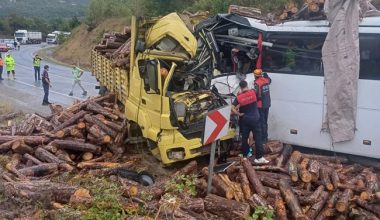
[{"xmin": 0, "ymin": 101, "xmax": 13, "ymax": 115}]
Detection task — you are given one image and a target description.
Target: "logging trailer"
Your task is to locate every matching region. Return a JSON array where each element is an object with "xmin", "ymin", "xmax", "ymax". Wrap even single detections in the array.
[{"xmin": 91, "ymin": 13, "xmax": 234, "ymax": 164}]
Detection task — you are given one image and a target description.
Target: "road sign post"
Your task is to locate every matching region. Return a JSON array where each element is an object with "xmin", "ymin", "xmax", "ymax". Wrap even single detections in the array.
[{"xmin": 203, "ymin": 105, "xmax": 231, "ymax": 194}]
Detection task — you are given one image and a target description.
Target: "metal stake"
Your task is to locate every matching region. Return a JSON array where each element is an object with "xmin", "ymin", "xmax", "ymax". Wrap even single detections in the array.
[{"xmin": 207, "ymin": 141, "xmax": 217, "ymax": 194}]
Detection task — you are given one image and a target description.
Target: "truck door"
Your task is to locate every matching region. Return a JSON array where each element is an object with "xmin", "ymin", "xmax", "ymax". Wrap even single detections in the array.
[{"xmin": 138, "ymin": 59, "xmax": 162, "ymax": 139}]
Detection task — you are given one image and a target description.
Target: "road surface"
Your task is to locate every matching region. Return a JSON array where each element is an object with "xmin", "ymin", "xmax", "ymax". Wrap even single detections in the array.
[{"xmin": 0, "ymin": 44, "xmax": 99, "ymax": 115}]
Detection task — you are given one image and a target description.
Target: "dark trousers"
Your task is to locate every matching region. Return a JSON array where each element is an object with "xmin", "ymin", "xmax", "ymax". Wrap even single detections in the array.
[
  {"xmin": 43, "ymin": 83, "xmax": 49, "ymax": 103},
  {"xmin": 0, "ymin": 66, "xmax": 3, "ymax": 78},
  {"xmin": 259, "ymin": 108, "xmax": 269, "ymax": 141},
  {"xmin": 34, "ymin": 66, "xmax": 41, "ymax": 81},
  {"xmin": 240, "ymin": 116, "xmax": 264, "ymax": 159}
]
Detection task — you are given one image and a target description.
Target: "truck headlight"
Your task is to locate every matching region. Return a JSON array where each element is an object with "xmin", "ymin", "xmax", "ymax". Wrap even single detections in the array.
[{"xmin": 167, "ymin": 148, "xmax": 185, "ymax": 160}]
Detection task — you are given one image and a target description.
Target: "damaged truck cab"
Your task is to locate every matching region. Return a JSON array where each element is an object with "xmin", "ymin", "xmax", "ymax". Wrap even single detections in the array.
[{"xmin": 92, "ymin": 13, "xmax": 234, "ymax": 164}]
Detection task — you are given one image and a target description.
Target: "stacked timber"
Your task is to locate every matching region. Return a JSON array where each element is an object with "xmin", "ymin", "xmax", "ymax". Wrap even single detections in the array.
[
  {"xmin": 93, "ymin": 27, "xmax": 131, "ymax": 69},
  {"xmin": 279, "ymin": 0, "xmax": 326, "ymax": 21}
]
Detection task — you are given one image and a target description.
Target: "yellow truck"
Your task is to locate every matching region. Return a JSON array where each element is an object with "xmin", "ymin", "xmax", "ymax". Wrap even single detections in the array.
[{"xmin": 91, "ymin": 13, "xmax": 234, "ymax": 164}]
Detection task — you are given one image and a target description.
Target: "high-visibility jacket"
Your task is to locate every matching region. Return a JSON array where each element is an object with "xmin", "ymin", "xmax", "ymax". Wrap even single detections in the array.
[
  {"xmin": 0, "ymin": 58, "xmax": 3, "ymax": 66},
  {"xmin": 234, "ymin": 89, "xmax": 260, "ymax": 121},
  {"xmin": 72, "ymin": 67, "xmax": 84, "ymax": 80},
  {"xmin": 33, "ymin": 58, "xmax": 42, "ymax": 67},
  {"xmin": 254, "ymin": 76, "xmax": 271, "ymax": 108},
  {"xmin": 5, "ymin": 56, "xmax": 15, "ymax": 71}
]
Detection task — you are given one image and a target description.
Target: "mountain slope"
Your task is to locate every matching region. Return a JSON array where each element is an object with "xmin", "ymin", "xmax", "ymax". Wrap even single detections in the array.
[{"xmin": 0, "ymin": 0, "xmax": 90, "ymax": 18}]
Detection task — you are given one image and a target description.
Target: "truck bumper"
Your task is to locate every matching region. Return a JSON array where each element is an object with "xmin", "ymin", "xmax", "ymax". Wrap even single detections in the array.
[{"xmin": 151, "ymin": 129, "xmax": 235, "ymax": 164}]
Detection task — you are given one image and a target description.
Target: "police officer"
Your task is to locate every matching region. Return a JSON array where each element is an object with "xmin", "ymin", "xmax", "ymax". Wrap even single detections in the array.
[
  {"xmin": 232, "ymin": 80, "xmax": 269, "ymax": 164},
  {"xmin": 254, "ymin": 69, "xmax": 271, "ymax": 143}
]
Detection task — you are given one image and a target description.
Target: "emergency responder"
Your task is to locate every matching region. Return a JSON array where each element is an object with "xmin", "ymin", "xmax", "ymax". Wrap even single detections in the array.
[
  {"xmin": 231, "ymin": 80, "xmax": 269, "ymax": 164},
  {"xmin": 42, "ymin": 65, "xmax": 52, "ymax": 105},
  {"xmin": 5, "ymin": 53, "xmax": 16, "ymax": 80},
  {"xmin": 253, "ymin": 69, "xmax": 271, "ymax": 143},
  {"xmin": 33, "ymin": 54, "xmax": 42, "ymax": 81},
  {"xmin": 0, "ymin": 54, "xmax": 3, "ymax": 80}
]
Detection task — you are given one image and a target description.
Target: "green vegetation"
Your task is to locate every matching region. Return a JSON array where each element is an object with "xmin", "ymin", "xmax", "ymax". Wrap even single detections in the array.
[
  {"xmin": 165, "ymin": 174, "xmax": 197, "ymax": 196},
  {"xmin": 248, "ymin": 206, "xmax": 274, "ymax": 220}
]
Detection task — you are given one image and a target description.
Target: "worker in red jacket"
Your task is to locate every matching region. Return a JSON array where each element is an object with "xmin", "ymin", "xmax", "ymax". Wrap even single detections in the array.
[
  {"xmin": 232, "ymin": 80, "xmax": 269, "ymax": 164},
  {"xmin": 253, "ymin": 69, "xmax": 271, "ymax": 143}
]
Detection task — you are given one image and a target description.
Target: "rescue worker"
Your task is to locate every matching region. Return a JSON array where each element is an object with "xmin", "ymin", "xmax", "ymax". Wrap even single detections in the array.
[
  {"xmin": 33, "ymin": 54, "xmax": 42, "ymax": 81},
  {"xmin": 42, "ymin": 65, "xmax": 52, "ymax": 105},
  {"xmin": 253, "ymin": 69, "xmax": 271, "ymax": 143},
  {"xmin": 69, "ymin": 65, "xmax": 87, "ymax": 96},
  {"xmin": 160, "ymin": 67, "xmax": 169, "ymax": 85},
  {"xmin": 232, "ymin": 80, "xmax": 269, "ymax": 164},
  {"xmin": 4, "ymin": 53, "xmax": 16, "ymax": 80},
  {"xmin": 0, "ymin": 54, "xmax": 3, "ymax": 80}
]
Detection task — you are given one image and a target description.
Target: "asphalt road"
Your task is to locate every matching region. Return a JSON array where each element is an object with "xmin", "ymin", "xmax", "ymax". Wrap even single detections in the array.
[{"xmin": 0, "ymin": 44, "xmax": 99, "ymax": 115}]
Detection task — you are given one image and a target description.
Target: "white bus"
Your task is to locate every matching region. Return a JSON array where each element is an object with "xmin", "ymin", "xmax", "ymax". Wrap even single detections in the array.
[{"xmin": 206, "ymin": 15, "xmax": 380, "ymax": 159}]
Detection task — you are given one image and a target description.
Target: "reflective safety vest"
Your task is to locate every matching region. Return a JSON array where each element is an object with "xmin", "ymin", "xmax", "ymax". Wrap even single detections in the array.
[
  {"xmin": 0, "ymin": 58, "xmax": 3, "ymax": 66},
  {"xmin": 254, "ymin": 77, "xmax": 271, "ymax": 108},
  {"xmin": 33, "ymin": 58, "xmax": 41, "ymax": 67},
  {"xmin": 237, "ymin": 90, "xmax": 257, "ymax": 106}
]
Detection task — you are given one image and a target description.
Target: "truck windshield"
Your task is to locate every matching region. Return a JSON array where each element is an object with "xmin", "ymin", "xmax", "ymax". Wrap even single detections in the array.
[{"xmin": 15, "ymin": 33, "xmax": 25, "ymax": 37}]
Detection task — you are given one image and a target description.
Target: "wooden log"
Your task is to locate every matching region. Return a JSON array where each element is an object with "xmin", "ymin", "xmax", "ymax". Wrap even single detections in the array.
[
  {"xmin": 82, "ymin": 152, "xmax": 94, "ymax": 161},
  {"xmin": 0, "ymin": 139, "xmax": 19, "ymax": 153},
  {"xmin": 327, "ymin": 190, "xmax": 340, "ymax": 208},
  {"xmin": 219, "ymin": 173, "xmax": 244, "ymax": 202},
  {"xmin": 308, "ymin": 3, "xmax": 320, "ymax": 13},
  {"xmin": 105, "ymin": 39, "xmax": 123, "ymax": 49},
  {"xmin": 276, "ymin": 144, "xmax": 293, "ymax": 167},
  {"xmin": 180, "ymin": 198, "xmax": 205, "ymax": 213},
  {"xmin": 264, "ymin": 140, "xmax": 284, "ymax": 154},
  {"xmin": 331, "ymin": 169, "xmax": 340, "ymax": 189},
  {"xmin": 356, "ymin": 199, "xmax": 380, "ymax": 217},
  {"xmin": 11, "ymin": 140, "xmax": 33, "ymax": 154},
  {"xmin": 350, "ymin": 207, "xmax": 380, "ymax": 220},
  {"xmin": 55, "ymin": 149, "xmax": 75, "ymax": 165},
  {"xmin": 55, "ymin": 125, "xmax": 76, "ymax": 138},
  {"xmin": 87, "ymin": 124, "xmax": 112, "ymax": 143},
  {"xmin": 86, "ymin": 102, "xmax": 118, "ymax": 120},
  {"xmin": 368, "ymin": 172, "xmax": 379, "ymax": 193},
  {"xmin": 5, "ymin": 154, "xmax": 25, "ymax": 179},
  {"xmin": 259, "ymin": 175, "xmax": 279, "ymax": 189},
  {"xmin": 242, "ymin": 158, "xmax": 267, "ymax": 198},
  {"xmin": 173, "ymin": 160, "xmax": 197, "ymax": 176},
  {"xmin": 18, "ymin": 163, "xmax": 58, "ymax": 177},
  {"xmin": 320, "ymin": 167, "xmax": 333, "ymax": 191},
  {"xmin": 51, "ymin": 110, "xmax": 87, "ymax": 133},
  {"xmin": 299, "ymin": 185, "xmax": 325, "ymax": 205},
  {"xmin": 336, "ymin": 189, "xmax": 353, "ymax": 213},
  {"xmin": 288, "ymin": 151, "xmax": 302, "ymax": 182},
  {"xmin": 35, "ymin": 147, "xmax": 73, "ymax": 172},
  {"xmin": 336, "ymin": 183, "xmax": 367, "ymax": 192},
  {"xmin": 301, "ymin": 153, "xmax": 348, "ymax": 163},
  {"xmin": 42, "ymin": 144, "xmax": 58, "ymax": 154},
  {"xmin": 256, "ymin": 171, "xmax": 291, "ymax": 180},
  {"xmin": 204, "ymin": 194, "xmax": 250, "ymax": 220},
  {"xmin": 100, "ymin": 119, "xmax": 124, "ymax": 132},
  {"xmin": 239, "ymin": 167, "xmax": 252, "ymax": 200},
  {"xmin": 0, "ymin": 136, "xmax": 49, "ymax": 146},
  {"xmin": 251, "ymin": 193, "xmax": 272, "ymax": 209},
  {"xmin": 298, "ymin": 158, "xmax": 312, "ymax": 183},
  {"xmin": 252, "ymin": 165, "xmax": 289, "ymax": 174},
  {"xmin": 306, "ymin": 191, "xmax": 329, "ymax": 219},
  {"xmin": 77, "ymin": 161, "xmax": 133, "ymax": 169},
  {"xmin": 201, "ymin": 167, "xmax": 234, "ymax": 199},
  {"xmin": 23, "ymin": 153, "xmax": 43, "ymax": 165},
  {"xmin": 275, "ymin": 196, "xmax": 288, "ymax": 220},
  {"xmin": 51, "ymin": 139, "xmax": 101, "ymax": 153},
  {"xmin": 84, "ymin": 114, "xmax": 118, "ymax": 138},
  {"xmin": 316, "ymin": 208, "xmax": 337, "ymax": 220},
  {"xmin": 278, "ymin": 179, "xmax": 307, "ymax": 220},
  {"xmin": 0, "ymin": 111, "xmax": 22, "ymax": 123},
  {"xmin": 69, "ymin": 127, "xmax": 85, "ymax": 139}
]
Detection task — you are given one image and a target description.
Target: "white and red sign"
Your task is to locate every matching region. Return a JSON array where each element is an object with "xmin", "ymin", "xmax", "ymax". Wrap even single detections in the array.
[{"xmin": 203, "ymin": 105, "xmax": 231, "ymax": 145}]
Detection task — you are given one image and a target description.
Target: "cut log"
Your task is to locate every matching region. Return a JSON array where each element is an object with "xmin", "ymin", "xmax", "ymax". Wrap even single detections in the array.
[
  {"xmin": 306, "ymin": 191, "xmax": 329, "ymax": 219},
  {"xmin": 173, "ymin": 160, "xmax": 197, "ymax": 176},
  {"xmin": 251, "ymin": 193, "xmax": 272, "ymax": 209},
  {"xmin": 219, "ymin": 173, "xmax": 244, "ymax": 202},
  {"xmin": 86, "ymin": 102, "xmax": 118, "ymax": 120},
  {"xmin": 180, "ymin": 198, "xmax": 205, "ymax": 213},
  {"xmin": 275, "ymin": 196, "xmax": 288, "ymax": 220},
  {"xmin": 55, "ymin": 125, "xmax": 76, "ymax": 138},
  {"xmin": 77, "ymin": 161, "xmax": 134, "ymax": 169},
  {"xmin": 0, "ymin": 111, "xmax": 22, "ymax": 123},
  {"xmin": 242, "ymin": 158, "xmax": 267, "ymax": 198},
  {"xmin": 327, "ymin": 190, "xmax": 340, "ymax": 208},
  {"xmin": 23, "ymin": 153, "xmax": 43, "ymax": 165},
  {"xmin": 316, "ymin": 208, "xmax": 337, "ymax": 220},
  {"xmin": 11, "ymin": 140, "xmax": 33, "ymax": 154},
  {"xmin": 5, "ymin": 153, "xmax": 25, "ymax": 179},
  {"xmin": 308, "ymin": 3, "xmax": 320, "ymax": 12},
  {"xmin": 51, "ymin": 110, "xmax": 87, "ymax": 132},
  {"xmin": 264, "ymin": 140, "xmax": 284, "ymax": 154},
  {"xmin": 350, "ymin": 207, "xmax": 380, "ymax": 220},
  {"xmin": 18, "ymin": 163, "xmax": 58, "ymax": 177},
  {"xmin": 201, "ymin": 167, "xmax": 234, "ymax": 199},
  {"xmin": 239, "ymin": 167, "xmax": 252, "ymax": 200},
  {"xmin": 331, "ymin": 169, "xmax": 340, "ymax": 189},
  {"xmin": 100, "ymin": 119, "xmax": 124, "ymax": 132},
  {"xmin": 278, "ymin": 179, "xmax": 307, "ymax": 220},
  {"xmin": 298, "ymin": 158, "xmax": 312, "ymax": 183},
  {"xmin": 301, "ymin": 153, "xmax": 348, "ymax": 163},
  {"xmin": 368, "ymin": 172, "xmax": 379, "ymax": 193},
  {"xmin": 87, "ymin": 124, "xmax": 112, "ymax": 143},
  {"xmin": 288, "ymin": 151, "xmax": 302, "ymax": 182},
  {"xmin": 55, "ymin": 149, "xmax": 75, "ymax": 165},
  {"xmin": 0, "ymin": 139, "xmax": 19, "ymax": 153},
  {"xmin": 336, "ymin": 189, "xmax": 353, "ymax": 213},
  {"xmin": 259, "ymin": 175, "xmax": 279, "ymax": 189},
  {"xmin": 356, "ymin": 199, "xmax": 380, "ymax": 217},
  {"xmin": 51, "ymin": 139, "xmax": 101, "ymax": 153},
  {"xmin": 82, "ymin": 152, "xmax": 94, "ymax": 161},
  {"xmin": 276, "ymin": 144, "xmax": 293, "ymax": 167},
  {"xmin": 69, "ymin": 128, "xmax": 85, "ymax": 139},
  {"xmin": 0, "ymin": 136, "xmax": 49, "ymax": 146},
  {"xmin": 299, "ymin": 185, "xmax": 325, "ymax": 205},
  {"xmin": 84, "ymin": 114, "xmax": 118, "ymax": 138},
  {"xmin": 35, "ymin": 147, "xmax": 73, "ymax": 171},
  {"xmin": 204, "ymin": 194, "xmax": 250, "ymax": 220},
  {"xmin": 320, "ymin": 167, "xmax": 333, "ymax": 191}
]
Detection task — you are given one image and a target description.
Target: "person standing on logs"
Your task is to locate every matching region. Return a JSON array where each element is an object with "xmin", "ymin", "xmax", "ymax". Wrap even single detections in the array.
[
  {"xmin": 42, "ymin": 65, "xmax": 52, "ymax": 105},
  {"xmin": 69, "ymin": 65, "xmax": 87, "ymax": 96},
  {"xmin": 0, "ymin": 54, "xmax": 3, "ymax": 80},
  {"xmin": 253, "ymin": 69, "xmax": 272, "ymax": 143},
  {"xmin": 231, "ymin": 80, "xmax": 269, "ymax": 164}
]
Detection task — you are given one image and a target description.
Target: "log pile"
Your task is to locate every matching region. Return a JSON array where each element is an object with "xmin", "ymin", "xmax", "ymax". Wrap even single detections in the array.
[
  {"xmin": 279, "ymin": 0, "xmax": 326, "ymax": 21},
  {"xmin": 93, "ymin": 28, "xmax": 131, "ymax": 69}
]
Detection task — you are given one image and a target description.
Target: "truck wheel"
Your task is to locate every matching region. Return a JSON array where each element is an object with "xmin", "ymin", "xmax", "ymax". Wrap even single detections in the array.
[{"xmin": 99, "ymin": 86, "xmax": 107, "ymax": 96}]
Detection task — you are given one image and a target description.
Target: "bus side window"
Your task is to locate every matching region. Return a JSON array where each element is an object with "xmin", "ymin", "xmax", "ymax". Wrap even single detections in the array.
[
  {"xmin": 359, "ymin": 34, "xmax": 380, "ymax": 80},
  {"xmin": 263, "ymin": 34, "xmax": 325, "ymax": 76}
]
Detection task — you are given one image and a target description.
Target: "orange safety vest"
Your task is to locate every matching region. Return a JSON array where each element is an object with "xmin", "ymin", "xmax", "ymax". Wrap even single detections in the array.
[
  {"xmin": 237, "ymin": 90, "xmax": 257, "ymax": 106},
  {"xmin": 0, "ymin": 58, "xmax": 3, "ymax": 66},
  {"xmin": 254, "ymin": 77, "xmax": 271, "ymax": 108}
]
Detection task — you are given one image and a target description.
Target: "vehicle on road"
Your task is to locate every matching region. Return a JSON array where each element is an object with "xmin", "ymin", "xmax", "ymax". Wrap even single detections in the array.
[
  {"xmin": 0, "ymin": 44, "xmax": 9, "ymax": 52},
  {"xmin": 14, "ymin": 30, "xmax": 42, "ymax": 44},
  {"xmin": 46, "ymin": 31, "xmax": 71, "ymax": 44},
  {"xmin": 205, "ymin": 14, "xmax": 380, "ymax": 159},
  {"xmin": 0, "ymin": 39, "xmax": 15, "ymax": 50},
  {"xmin": 91, "ymin": 13, "xmax": 234, "ymax": 164}
]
